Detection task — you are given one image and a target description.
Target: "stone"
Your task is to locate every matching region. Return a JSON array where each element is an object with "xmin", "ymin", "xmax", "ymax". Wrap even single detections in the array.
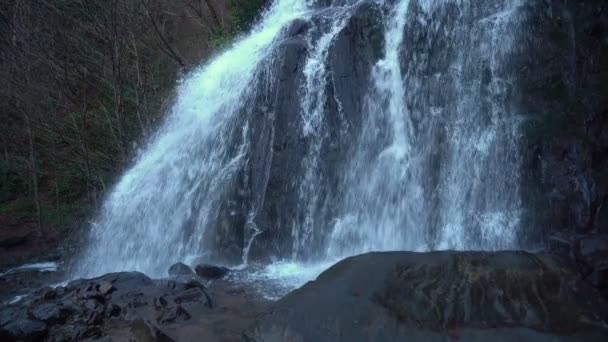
[
  {"xmin": 168, "ymin": 262, "xmax": 194, "ymax": 276},
  {"xmin": 195, "ymin": 264, "xmax": 230, "ymax": 280}
]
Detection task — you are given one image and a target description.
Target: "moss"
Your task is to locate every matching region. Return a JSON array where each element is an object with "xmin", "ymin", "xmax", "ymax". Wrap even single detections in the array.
[{"xmin": 229, "ymin": 0, "xmax": 268, "ymax": 32}]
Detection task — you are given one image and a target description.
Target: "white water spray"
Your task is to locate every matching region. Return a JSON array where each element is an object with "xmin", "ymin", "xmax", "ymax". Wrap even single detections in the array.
[{"xmin": 75, "ymin": 0, "xmax": 311, "ymax": 278}]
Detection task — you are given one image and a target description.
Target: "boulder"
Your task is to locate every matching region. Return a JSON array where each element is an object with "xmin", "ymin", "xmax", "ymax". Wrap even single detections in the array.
[
  {"xmin": 168, "ymin": 262, "xmax": 194, "ymax": 276},
  {"xmin": 195, "ymin": 264, "xmax": 230, "ymax": 280},
  {"xmin": 246, "ymin": 251, "xmax": 608, "ymax": 341}
]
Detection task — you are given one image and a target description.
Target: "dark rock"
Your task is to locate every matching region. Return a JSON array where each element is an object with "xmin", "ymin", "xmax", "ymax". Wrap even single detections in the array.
[
  {"xmin": 195, "ymin": 264, "xmax": 230, "ymax": 280},
  {"xmin": 516, "ymin": 0, "xmax": 608, "ymax": 239},
  {"xmin": 84, "ymin": 310, "xmax": 103, "ymax": 325},
  {"xmin": 168, "ymin": 262, "xmax": 194, "ymax": 276},
  {"xmin": 246, "ymin": 251, "xmax": 608, "ymax": 341},
  {"xmin": 28, "ymin": 303, "xmax": 71, "ymax": 325},
  {"xmin": 173, "ymin": 288, "xmax": 204, "ymax": 304},
  {"xmin": 105, "ymin": 304, "xmax": 121, "ymax": 318},
  {"xmin": 83, "ymin": 298, "xmax": 103, "ymax": 313},
  {"xmin": 0, "ymin": 229, "xmax": 32, "ymax": 248},
  {"xmin": 48, "ymin": 324, "xmax": 86, "ymax": 342},
  {"xmin": 158, "ymin": 305, "xmax": 191, "ymax": 325},
  {"xmin": 241, "ymin": 0, "xmax": 386, "ymax": 260},
  {"xmin": 0, "ymin": 318, "xmax": 47, "ymax": 341},
  {"xmin": 574, "ymin": 234, "xmax": 608, "ymax": 296},
  {"xmin": 575, "ymin": 234, "xmax": 608, "ymax": 266},
  {"xmin": 547, "ymin": 233, "xmax": 574, "ymax": 259},
  {"xmin": 0, "ymin": 270, "xmax": 267, "ymax": 341}
]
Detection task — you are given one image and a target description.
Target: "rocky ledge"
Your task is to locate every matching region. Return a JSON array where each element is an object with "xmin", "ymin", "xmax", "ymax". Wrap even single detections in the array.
[{"xmin": 2, "ymin": 252, "xmax": 608, "ymax": 341}]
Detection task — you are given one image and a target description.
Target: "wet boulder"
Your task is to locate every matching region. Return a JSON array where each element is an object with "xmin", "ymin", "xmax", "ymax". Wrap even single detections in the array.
[
  {"xmin": 168, "ymin": 262, "xmax": 194, "ymax": 277},
  {"xmin": 195, "ymin": 264, "xmax": 230, "ymax": 280},
  {"xmin": 246, "ymin": 251, "xmax": 608, "ymax": 341}
]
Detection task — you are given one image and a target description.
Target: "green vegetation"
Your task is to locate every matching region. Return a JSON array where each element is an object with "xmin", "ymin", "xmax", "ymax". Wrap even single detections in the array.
[
  {"xmin": 230, "ymin": 0, "xmax": 269, "ymax": 32},
  {"xmin": 0, "ymin": 0, "xmax": 235, "ymax": 239},
  {"xmin": 212, "ymin": 0, "xmax": 269, "ymax": 48}
]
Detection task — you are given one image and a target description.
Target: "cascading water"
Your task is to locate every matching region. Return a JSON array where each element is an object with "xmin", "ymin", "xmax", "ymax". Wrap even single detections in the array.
[
  {"xmin": 76, "ymin": 0, "xmax": 526, "ymax": 296},
  {"xmin": 326, "ymin": 0, "xmax": 525, "ymax": 258},
  {"xmin": 74, "ymin": 0, "xmax": 312, "ymax": 278},
  {"xmin": 328, "ymin": 0, "xmax": 419, "ymax": 258}
]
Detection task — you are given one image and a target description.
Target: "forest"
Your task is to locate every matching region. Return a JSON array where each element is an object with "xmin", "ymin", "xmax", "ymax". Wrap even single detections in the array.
[{"xmin": 0, "ymin": 0, "xmax": 266, "ymax": 262}]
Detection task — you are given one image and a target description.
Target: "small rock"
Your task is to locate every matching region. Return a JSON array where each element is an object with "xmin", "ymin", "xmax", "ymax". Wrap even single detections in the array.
[
  {"xmin": 194, "ymin": 264, "xmax": 230, "ymax": 280},
  {"xmin": 168, "ymin": 262, "xmax": 194, "ymax": 276}
]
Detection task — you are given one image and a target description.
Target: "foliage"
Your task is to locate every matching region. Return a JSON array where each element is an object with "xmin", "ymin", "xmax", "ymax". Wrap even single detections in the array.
[
  {"xmin": 0, "ymin": 0, "xmax": 233, "ymax": 236},
  {"xmin": 230, "ymin": 0, "xmax": 269, "ymax": 32}
]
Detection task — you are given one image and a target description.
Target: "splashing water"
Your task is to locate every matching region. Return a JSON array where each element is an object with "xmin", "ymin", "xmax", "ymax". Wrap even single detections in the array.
[
  {"xmin": 75, "ymin": 0, "xmax": 312, "ymax": 278},
  {"xmin": 75, "ymin": 0, "xmax": 527, "ymax": 297}
]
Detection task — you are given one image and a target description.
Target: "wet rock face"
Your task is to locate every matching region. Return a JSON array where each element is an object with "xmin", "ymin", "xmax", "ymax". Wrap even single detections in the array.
[
  {"xmin": 246, "ymin": 251, "xmax": 608, "ymax": 342},
  {"xmin": 514, "ymin": 0, "xmax": 608, "ymax": 238},
  {"xmin": 229, "ymin": 0, "xmax": 386, "ymax": 260},
  {"xmin": 215, "ymin": 0, "xmax": 608, "ymax": 261}
]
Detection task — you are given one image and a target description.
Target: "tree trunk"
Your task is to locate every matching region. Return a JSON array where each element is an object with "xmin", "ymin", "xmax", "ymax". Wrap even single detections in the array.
[{"xmin": 23, "ymin": 111, "xmax": 43, "ymax": 236}]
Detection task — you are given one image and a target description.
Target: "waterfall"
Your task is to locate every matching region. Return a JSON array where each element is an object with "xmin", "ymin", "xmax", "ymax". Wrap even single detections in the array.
[
  {"xmin": 76, "ymin": 0, "xmax": 526, "ymax": 284},
  {"xmin": 328, "ymin": 0, "xmax": 417, "ymax": 258},
  {"xmin": 326, "ymin": 0, "xmax": 524, "ymax": 258},
  {"xmin": 75, "ymin": 0, "xmax": 312, "ymax": 278}
]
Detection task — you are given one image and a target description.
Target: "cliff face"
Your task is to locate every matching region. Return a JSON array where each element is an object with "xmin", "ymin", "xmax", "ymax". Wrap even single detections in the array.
[
  {"xmin": 203, "ymin": 0, "xmax": 608, "ymax": 262},
  {"xmin": 516, "ymin": 1, "xmax": 608, "ymax": 238}
]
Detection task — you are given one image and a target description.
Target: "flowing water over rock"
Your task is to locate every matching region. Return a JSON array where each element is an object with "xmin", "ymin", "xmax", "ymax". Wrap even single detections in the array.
[
  {"xmin": 75, "ymin": 0, "xmax": 312, "ymax": 278},
  {"xmin": 75, "ymin": 0, "xmax": 529, "ymax": 293}
]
